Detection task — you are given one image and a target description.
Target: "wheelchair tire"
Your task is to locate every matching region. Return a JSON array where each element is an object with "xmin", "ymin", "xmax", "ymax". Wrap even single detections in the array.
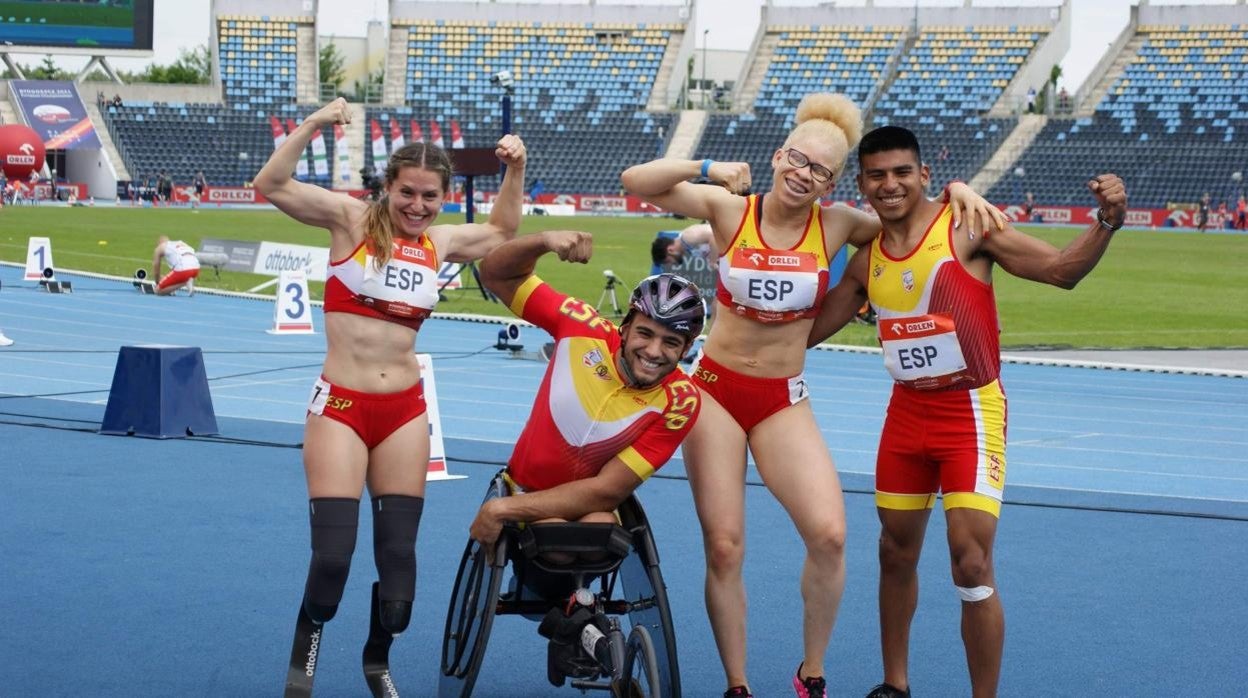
[
  {"xmin": 616, "ymin": 624, "xmax": 661, "ymax": 697},
  {"xmin": 439, "ymin": 537, "xmax": 505, "ymax": 696}
]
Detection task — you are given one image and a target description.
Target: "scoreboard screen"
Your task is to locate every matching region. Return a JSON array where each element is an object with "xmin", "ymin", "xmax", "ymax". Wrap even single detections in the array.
[{"xmin": 0, "ymin": 0, "xmax": 154, "ymax": 52}]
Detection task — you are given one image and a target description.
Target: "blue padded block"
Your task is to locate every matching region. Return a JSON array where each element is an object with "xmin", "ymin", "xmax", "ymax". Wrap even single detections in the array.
[{"xmin": 100, "ymin": 346, "xmax": 219, "ymax": 439}]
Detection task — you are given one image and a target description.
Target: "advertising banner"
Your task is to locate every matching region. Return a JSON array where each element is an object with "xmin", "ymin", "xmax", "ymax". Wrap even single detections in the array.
[{"xmin": 10, "ymin": 80, "xmax": 102, "ymax": 149}]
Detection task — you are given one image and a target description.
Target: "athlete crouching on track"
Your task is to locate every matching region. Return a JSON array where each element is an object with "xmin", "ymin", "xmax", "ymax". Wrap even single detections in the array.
[
  {"xmin": 253, "ymin": 97, "xmax": 527, "ymax": 696},
  {"xmin": 468, "ymin": 230, "xmax": 704, "ymax": 549}
]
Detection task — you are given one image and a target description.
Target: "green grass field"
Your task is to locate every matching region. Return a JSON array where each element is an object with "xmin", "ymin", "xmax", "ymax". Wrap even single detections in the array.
[{"xmin": 2, "ymin": 206, "xmax": 1245, "ymax": 349}]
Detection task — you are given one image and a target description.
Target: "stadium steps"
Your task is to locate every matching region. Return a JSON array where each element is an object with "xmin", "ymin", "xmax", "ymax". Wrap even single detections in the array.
[
  {"xmin": 383, "ymin": 27, "xmax": 409, "ymax": 106},
  {"xmin": 647, "ymin": 32, "xmax": 685, "ymax": 111},
  {"xmin": 733, "ymin": 33, "xmax": 778, "ymax": 112},
  {"xmin": 84, "ymin": 103, "xmax": 131, "ymax": 182},
  {"xmin": 1076, "ymin": 34, "xmax": 1146, "ymax": 118},
  {"xmin": 340, "ymin": 104, "xmax": 367, "ymax": 189},
  {"xmin": 296, "ymin": 24, "xmax": 320, "ymax": 104},
  {"xmin": 664, "ymin": 109, "xmax": 708, "ymax": 159},
  {"xmin": 968, "ymin": 113, "xmax": 1047, "ymax": 195}
]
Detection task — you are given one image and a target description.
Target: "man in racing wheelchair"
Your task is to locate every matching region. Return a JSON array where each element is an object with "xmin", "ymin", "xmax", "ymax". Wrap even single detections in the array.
[{"xmin": 440, "ymin": 230, "xmax": 705, "ymax": 697}]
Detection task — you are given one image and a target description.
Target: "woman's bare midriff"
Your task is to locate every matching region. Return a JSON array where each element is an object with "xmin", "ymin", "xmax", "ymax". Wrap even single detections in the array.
[
  {"xmin": 701, "ymin": 304, "xmax": 813, "ymax": 378},
  {"xmin": 321, "ymin": 311, "xmax": 422, "ymax": 393}
]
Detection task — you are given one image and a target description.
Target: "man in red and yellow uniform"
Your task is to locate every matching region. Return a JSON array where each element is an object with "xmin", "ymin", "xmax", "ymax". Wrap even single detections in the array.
[
  {"xmin": 470, "ymin": 230, "xmax": 705, "ymax": 543},
  {"xmin": 809, "ymin": 126, "xmax": 1127, "ymax": 698}
]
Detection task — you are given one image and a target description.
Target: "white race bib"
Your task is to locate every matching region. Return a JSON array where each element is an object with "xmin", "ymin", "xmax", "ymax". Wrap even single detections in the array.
[
  {"xmin": 307, "ymin": 377, "xmax": 331, "ymax": 415},
  {"xmin": 878, "ymin": 313, "xmax": 975, "ymax": 390}
]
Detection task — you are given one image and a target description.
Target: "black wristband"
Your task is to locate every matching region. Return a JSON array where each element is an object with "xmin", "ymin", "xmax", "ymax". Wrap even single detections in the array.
[{"xmin": 1096, "ymin": 208, "xmax": 1123, "ymax": 232}]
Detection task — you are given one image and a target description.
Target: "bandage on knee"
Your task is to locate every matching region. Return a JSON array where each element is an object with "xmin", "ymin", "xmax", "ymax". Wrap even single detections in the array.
[{"xmin": 956, "ymin": 584, "xmax": 995, "ymax": 602}]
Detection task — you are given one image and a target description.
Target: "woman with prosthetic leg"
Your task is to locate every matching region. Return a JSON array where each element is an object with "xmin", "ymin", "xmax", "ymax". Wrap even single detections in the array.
[{"xmin": 253, "ymin": 97, "xmax": 527, "ymax": 697}]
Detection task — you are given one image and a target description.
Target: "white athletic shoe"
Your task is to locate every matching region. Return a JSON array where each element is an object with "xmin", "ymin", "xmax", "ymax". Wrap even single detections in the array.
[
  {"xmin": 0, "ymin": 332, "xmax": 14, "ymax": 347},
  {"xmin": 186, "ymin": 278, "xmax": 195, "ymax": 297}
]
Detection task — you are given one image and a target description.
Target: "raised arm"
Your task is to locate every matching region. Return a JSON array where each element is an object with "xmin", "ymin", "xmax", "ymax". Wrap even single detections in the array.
[
  {"xmin": 469, "ymin": 458, "xmax": 643, "ymax": 545},
  {"xmin": 478, "ymin": 230, "xmax": 593, "ymax": 307},
  {"xmin": 982, "ymin": 174, "xmax": 1127, "ymax": 289},
  {"xmin": 808, "ymin": 246, "xmax": 870, "ymax": 347},
  {"xmin": 620, "ymin": 158, "xmax": 748, "ymax": 244},
  {"xmin": 252, "ymin": 98, "xmax": 357, "ymax": 234},
  {"xmin": 436, "ymin": 135, "xmax": 528, "ymax": 263}
]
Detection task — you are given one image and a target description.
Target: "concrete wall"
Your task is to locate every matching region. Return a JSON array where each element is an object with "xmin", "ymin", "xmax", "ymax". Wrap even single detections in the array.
[
  {"xmin": 66, "ymin": 146, "xmax": 117, "ymax": 200},
  {"xmin": 1137, "ymin": 2, "xmax": 1248, "ymax": 26},
  {"xmin": 79, "ymin": 81, "xmax": 220, "ymax": 105},
  {"xmin": 389, "ymin": 0, "xmax": 685, "ymax": 26}
]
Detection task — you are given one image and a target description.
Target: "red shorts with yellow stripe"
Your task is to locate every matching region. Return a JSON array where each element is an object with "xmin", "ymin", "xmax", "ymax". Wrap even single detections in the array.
[
  {"xmin": 875, "ymin": 379, "xmax": 1008, "ymax": 517},
  {"xmin": 307, "ymin": 376, "xmax": 427, "ymax": 449}
]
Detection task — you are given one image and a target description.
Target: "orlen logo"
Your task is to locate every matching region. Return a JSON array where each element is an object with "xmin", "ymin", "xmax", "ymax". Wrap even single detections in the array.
[
  {"xmin": 1124, "ymin": 210, "xmax": 1151, "ymax": 227},
  {"xmin": 400, "ymin": 244, "xmax": 427, "ymax": 260},
  {"xmin": 905, "ymin": 319, "xmax": 936, "ymax": 333},
  {"xmin": 208, "ymin": 189, "xmax": 256, "ymax": 203},
  {"xmin": 767, "ymin": 254, "xmax": 800, "ymax": 267},
  {"xmin": 7, "ymin": 143, "xmax": 36, "ymax": 166}
]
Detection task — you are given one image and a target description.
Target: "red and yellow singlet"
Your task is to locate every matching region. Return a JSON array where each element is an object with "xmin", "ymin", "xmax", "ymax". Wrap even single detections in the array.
[
  {"xmin": 867, "ymin": 204, "xmax": 1001, "ymax": 391},
  {"xmin": 323, "ymin": 235, "xmax": 441, "ymax": 330},
  {"xmin": 716, "ymin": 194, "xmax": 831, "ymax": 323}
]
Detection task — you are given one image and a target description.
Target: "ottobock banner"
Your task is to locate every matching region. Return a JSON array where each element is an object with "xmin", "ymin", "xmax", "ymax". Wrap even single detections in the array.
[
  {"xmin": 201, "ymin": 238, "xmax": 330, "ymax": 282},
  {"xmin": 9, "ymin": 80, "xmax": 102, "ymax": 149}
]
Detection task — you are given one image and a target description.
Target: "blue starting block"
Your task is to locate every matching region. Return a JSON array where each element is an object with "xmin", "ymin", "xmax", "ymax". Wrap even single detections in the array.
[{"xmin": 99, "ymin": 345, "xmax": 219, "ymax": 439}]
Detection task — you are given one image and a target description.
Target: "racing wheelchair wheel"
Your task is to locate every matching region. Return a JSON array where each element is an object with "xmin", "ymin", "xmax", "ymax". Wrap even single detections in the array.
[{"xmin": 611, "ymin": 624, "xmax": 661, "ymax": 697}]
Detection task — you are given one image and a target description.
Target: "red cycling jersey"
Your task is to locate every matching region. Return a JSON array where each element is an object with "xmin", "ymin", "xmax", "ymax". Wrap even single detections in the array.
[{"xmin": 506, "ymin": 276, "xmax": 700, "ymax": 491}]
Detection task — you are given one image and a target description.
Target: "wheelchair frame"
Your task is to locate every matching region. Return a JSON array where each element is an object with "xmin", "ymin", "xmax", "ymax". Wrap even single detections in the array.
[{"xmin": 439, "ymin": 471, "xmax": 681, "ymax": 697}]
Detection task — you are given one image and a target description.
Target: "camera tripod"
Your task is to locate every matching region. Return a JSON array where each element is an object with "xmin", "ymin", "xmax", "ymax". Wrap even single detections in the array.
[{"xmin": 598, "ymin": 275, "xmax": 622, "ymax": 317}]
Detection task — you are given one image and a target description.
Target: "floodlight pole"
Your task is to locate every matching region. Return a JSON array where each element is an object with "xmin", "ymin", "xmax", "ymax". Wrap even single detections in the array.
[{"xmin": 701, "ymin": 30, "xmax": 709, "ymax": 110}]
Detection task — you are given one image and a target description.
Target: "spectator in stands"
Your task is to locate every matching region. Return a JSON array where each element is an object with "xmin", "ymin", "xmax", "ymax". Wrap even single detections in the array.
[
  {"xmin": 1197, "ymin": 193, "xmax": 1211, "ymax": 232},
  {"xmin": 1026, "ymin": 87, "xmax": 1037, "ymax": 114},
  {"xmin": 807, "ymin": 125, "xmax": 1127, "ymax": 698},
  {"xmin": 621, "ymin": 92, "xmax": 1004, "ymax": 698},
  {"xmin": 1057, "ymin": 86, "xmax": 1071, "ymax": 112},
  {"xmin": 111, "ymin": 94, "xmax": 123, "ymax": 108},
  {"xmin": 252, "ymin": 97, "xmax": 528, "ymax": 690}
]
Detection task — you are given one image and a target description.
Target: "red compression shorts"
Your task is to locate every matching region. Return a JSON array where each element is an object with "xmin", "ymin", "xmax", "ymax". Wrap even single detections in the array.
[
  {"xmin": 690, "ymin": 354, "xmax": 809, "ymax": 432},
  {"xmin": 875, "ymin": 379, "xmax": 1008, "ymax": 517},
  {"xmin": 308, "ymin": 377, "xmax": 427, "ymax": 449},
  {"xmin": 158, "ymin": 267, "xmax": 199, "ymax": 290}
]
